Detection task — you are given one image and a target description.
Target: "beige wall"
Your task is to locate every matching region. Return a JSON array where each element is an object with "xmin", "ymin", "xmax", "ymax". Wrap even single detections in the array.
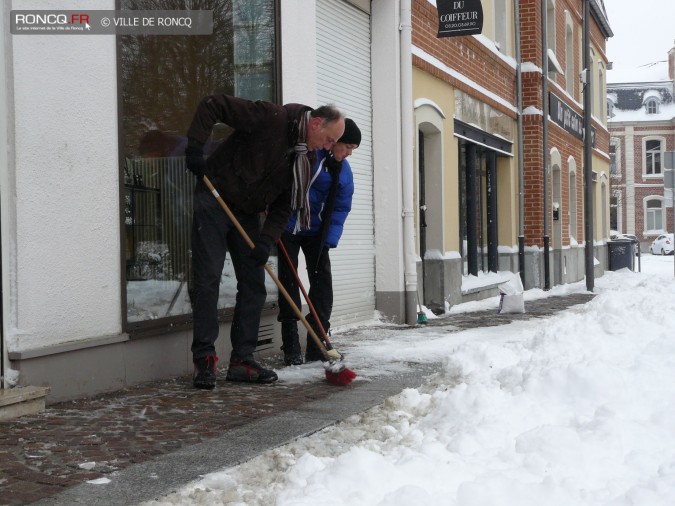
[
  {"xmin": 412, "ymin": 67, "xmax": 521, "ymax": 254},
  {"xmin": 497, "ymin": 153, "xmax": 519, "ymax": 247},
  {"xmin": 593, "ymin": 152, "xmax": 611, "ymax": 240},
  {"xmin": 412, "ymin": 67, "xmax": 459, "ymax": 255}
]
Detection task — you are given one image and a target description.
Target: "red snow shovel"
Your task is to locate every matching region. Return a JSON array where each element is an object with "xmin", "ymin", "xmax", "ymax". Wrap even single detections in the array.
[{"xmin": 202, "ymin": 175, "xmax": 356, "ymax": 386}]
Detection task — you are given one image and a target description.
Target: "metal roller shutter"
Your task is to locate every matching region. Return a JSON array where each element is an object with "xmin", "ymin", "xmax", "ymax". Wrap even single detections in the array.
[{"xmin": 316, "ymin": 0, "xmax": 375, "ymax": 327}]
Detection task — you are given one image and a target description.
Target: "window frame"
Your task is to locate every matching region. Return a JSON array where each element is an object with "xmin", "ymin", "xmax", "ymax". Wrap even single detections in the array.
[
  {"xmin": 116, "ymin": 0, "xmax": 282, "ymax": 337},
  {"xmin": 596, "ymin": 62, "xmax": 605, "ymax": 122},
  {"xmin": 564, "ymin": 11, "xmax": 574, "ymax": 96},
  {"xmin": 609, "ymin": 138, "xmax": 619, "ymax": 177},
  {"xmin": 568, "ymin": 157, "xmax": 577, "ymax": 242},
  {"xmin": 643, "ymin": 137, "xmax": 664, "ymax": 177},
  {"xmin": 645, "ymin": 98, "xmax": 659, "ymax": 115},
  {"xmin": 493, "ymin": 0, "xmax": 509, "ymax": 54},
  {"xmin": 589, "ymin": 47, "xmax": 596, "ymax": 115},
  {"xmin": 644, "ymin": 196, "xmax": 665, "ymax": 234}
]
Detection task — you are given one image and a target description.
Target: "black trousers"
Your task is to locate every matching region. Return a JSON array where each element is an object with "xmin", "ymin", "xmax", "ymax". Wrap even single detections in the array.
[
  {"xmin": 190, "ymin": 182, "xmax": 266, "ymax": 362},
  {"xmin": 277, "ymin": 231, "xmax": 333, "ymax": 334}
]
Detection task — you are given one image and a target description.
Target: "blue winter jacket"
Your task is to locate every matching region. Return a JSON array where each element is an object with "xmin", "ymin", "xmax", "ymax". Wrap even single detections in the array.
[{"xmin": 285, "ymin": 149, "xmax": 354, "ymax": 248}]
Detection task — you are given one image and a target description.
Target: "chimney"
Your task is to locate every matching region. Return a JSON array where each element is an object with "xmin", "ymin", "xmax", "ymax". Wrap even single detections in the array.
[{"xmin": 670, "ymin": 43, "xmax": 675, "ymax": 80}]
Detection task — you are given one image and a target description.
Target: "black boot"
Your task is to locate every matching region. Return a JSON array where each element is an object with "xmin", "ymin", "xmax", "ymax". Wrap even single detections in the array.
[
  {"xmin": 305, "ymin": 323, "xmax": 328, "ymax": 363},
  {"xmin": 304, "ymin": 338, "xmax": 325, "ymax": 363},
  {"xmin": 281, "ymin": 321, "xmax": 302, "ymax": 366}
]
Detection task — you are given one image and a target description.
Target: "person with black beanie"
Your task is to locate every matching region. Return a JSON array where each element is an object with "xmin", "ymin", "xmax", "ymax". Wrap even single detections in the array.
[{"xmin": 277, "ymin": 118, "xmax": 362, "ymax": 365}]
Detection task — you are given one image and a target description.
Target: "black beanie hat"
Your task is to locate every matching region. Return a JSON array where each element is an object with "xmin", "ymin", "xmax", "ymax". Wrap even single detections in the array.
[{"xmin": 338, "ymin": 118, "xmax": 361, "ymax": 147}]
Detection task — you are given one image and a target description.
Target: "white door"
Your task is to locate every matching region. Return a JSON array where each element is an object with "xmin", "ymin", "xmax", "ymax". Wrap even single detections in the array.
[{"xmin": 316, "ymin": 0, "xmax": 374, "ymax": 327}]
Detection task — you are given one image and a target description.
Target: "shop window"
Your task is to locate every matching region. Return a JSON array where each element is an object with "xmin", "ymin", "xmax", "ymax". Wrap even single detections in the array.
[
  {"xmin": 119, "ymin": 0, "xmax": 278, "ymax": 330},
  {"xmin": 457, "ymin": 134, "xmax": 511, "ymax": 276}
]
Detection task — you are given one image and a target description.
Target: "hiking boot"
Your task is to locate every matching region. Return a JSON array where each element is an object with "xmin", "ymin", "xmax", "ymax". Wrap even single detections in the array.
[
  {"xmin": 281, "ymin": 321, "xmax": 302, "ymax": 366},
  {"xmin": 226, "ymin": 359, "xmax": 278, "ymax": 384},
  {"xmin": 193, "ymin": 355, "xmax": 218, "ymax": 390}
]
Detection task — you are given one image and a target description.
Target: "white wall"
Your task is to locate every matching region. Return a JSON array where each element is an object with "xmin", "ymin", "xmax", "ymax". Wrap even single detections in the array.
[
  {"xmin": 7, "ymin": 0, "xmax": 121, "ymax": 351},
  {"xmin": 371, "ymin": 0, "xmax": 406, "ymax": 296}
]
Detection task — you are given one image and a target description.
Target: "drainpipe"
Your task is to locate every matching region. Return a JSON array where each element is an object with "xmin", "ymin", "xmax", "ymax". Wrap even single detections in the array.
[
  {"xmin": 400, "ymin": 0, "xmax": 417, "ymax": 324},
  {"xmin": 515, "ymin": 0, "xmax": 525, "ymax": 285},
  {"xmin": 582, "ymin": 0, "xmax": 594, "ymax": 290},
  {"xmin": 541, "ymin": 0, "xmax": 551, "ymax": 289}
]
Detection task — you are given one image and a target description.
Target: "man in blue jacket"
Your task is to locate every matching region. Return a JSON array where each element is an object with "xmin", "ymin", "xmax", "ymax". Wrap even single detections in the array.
[{"xmin": 277, "ymin": 118, "xmax": 361, "ymax": 365}]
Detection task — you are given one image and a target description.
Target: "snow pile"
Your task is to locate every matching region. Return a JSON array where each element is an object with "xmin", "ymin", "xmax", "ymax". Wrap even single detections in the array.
[{"xmin": 143, "ymin": 257, "xmax": 675, "ymax": 506}]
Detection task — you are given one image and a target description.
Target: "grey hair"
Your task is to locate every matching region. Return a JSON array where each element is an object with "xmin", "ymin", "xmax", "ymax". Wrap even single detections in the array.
[{"xmin": 310, "ymin": 104, "xmax": 344, "ymax": 127}]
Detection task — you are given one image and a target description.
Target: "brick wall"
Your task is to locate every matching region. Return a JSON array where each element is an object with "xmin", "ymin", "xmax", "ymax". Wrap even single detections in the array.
[
  {"xmin": 413, "ymin": 0, "xmax": 610, "ymax": 248},
  {"xmin": 412, "ymin": 0, "xmax": 517, "ymax": 116}
]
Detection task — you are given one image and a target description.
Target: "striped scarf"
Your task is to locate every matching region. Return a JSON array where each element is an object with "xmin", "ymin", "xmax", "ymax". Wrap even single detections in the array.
[{"xmin": 292, "ymin": 111, "xmax": 312, "ymax": 232}]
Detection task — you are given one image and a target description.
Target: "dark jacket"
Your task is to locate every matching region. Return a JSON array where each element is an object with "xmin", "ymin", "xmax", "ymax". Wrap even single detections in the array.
[
  {"xmin": 285, "ymin": 149, "xmax": 354, "ymax": 248},
  {"xmin": 186, "ymin": 95, "xmax": 315, "ymax": 243}
]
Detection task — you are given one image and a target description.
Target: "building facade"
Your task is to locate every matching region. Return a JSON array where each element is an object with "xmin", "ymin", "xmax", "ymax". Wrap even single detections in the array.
[
  {"xmin": 1, "ymin": 0, "xmax": 614, "ymax": 404},
  {"xmin": 411, "ymin": 0, "xmax": 613, "ymax": 313},
  {"xmin": 607, "ymin": 47, "xmax": 675, "ymax": 251}
]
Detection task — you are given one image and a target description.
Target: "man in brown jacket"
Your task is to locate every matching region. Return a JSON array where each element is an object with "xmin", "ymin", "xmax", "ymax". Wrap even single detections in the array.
[{"xmin": 185, "ymin": 95, "xmax": 344, "ymax": 389}]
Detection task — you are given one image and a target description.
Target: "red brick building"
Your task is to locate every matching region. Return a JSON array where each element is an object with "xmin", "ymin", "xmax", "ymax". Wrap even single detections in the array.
[
  {"xmin": 607, "ymin": 46, "xmax": 675, "ymax": 252},
  {"xmin": 410, "ymin": 0, "xmax": 612, "ymax": 310}
]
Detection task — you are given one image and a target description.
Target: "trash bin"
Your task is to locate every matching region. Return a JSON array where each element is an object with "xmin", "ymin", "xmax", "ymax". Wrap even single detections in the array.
[{"xmin": 607, "ymin": 239, "xmax": 635, "ymax": 271}]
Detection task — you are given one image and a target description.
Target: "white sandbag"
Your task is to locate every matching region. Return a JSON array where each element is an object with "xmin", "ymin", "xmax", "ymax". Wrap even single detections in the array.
[{"xmin": 498, "ymin": 274, "xmax": 525, "ymax": 314}]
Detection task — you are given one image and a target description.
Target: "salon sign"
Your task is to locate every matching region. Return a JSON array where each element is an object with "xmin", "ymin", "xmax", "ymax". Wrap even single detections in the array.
[{"xmin": 436, "ymin": 0, "xmax": 483, "ymax": 38}]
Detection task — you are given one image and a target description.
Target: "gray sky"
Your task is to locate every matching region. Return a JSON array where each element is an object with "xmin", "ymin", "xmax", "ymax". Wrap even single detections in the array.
[{"xmin": 604, "ymin": 0, "xmax": 675, "ymax": 70}]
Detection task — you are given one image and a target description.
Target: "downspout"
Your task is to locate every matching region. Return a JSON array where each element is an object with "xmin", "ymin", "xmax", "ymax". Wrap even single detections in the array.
[
  {"xmin": 541, "ymin": 0, "xmax": 551, "ymax": 289},
  {"xmin": 400, "ymin": 0, "xmax": 417, "ymax": 324},
  {"xmin": 582, "ymin": 0, "xmax": 594, "ymax": 290},
  {"xmin": 515, "ymin": 0, "xmax": 525, "ymax": 285}
]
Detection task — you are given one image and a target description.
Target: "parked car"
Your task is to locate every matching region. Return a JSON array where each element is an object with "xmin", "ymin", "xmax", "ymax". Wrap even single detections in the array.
[{"xmin": 649, "ymin": 234, "xmax": 674, "ymax": 255}]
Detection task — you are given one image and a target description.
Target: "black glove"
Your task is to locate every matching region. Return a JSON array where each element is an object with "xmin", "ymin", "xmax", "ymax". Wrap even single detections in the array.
[
  {"xmin": 185, "ymin": 142, "xmax": 206, "ymax": 179},
  {"xmin": 250, "ymin": 240, "xmax": 272, "ymax": 266}
]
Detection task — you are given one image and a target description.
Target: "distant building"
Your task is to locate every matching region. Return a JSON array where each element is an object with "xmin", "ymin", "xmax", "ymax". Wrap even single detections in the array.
[{"xmin": 607, "ymin": 46, "xmax": 675, "ymax": 251}]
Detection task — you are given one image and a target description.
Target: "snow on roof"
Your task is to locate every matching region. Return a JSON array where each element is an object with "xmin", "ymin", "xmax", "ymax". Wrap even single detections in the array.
[
  {"xmin": 642, "ymin": 89, "xmax": 662, "ymax": 102},
  {"xmin": 607, "ymin": 60, "xmax": 670, "ymax": 84},
  {"xmin": 610, "ymin": 102, "xmax": 675, "ymax": 122}
]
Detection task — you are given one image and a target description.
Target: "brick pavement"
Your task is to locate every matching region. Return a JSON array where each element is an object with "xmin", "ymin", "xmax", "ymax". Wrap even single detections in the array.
[
  {"xmin": 0, "ymin": 370, "xmax": 335, "ymax": 505},
  {"xmin": 0, "ymin": 293, "xmax": 594, "ymax": 506}
]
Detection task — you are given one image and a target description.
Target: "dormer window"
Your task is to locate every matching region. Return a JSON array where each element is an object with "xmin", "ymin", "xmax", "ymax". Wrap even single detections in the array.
[{"xmin": 643, "ymin": 90, "xmax": 662, "ymax": 114}]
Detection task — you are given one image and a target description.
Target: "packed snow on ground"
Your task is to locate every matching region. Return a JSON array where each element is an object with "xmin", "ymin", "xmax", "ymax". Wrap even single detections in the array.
[{"xmin": 143, "ymin": 255, "xmax": 675, "ymax": 506}]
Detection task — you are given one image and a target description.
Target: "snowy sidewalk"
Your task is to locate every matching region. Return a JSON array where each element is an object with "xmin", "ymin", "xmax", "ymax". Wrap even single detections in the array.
[{"xmin": 1, "ymin": 293, "xmax": 593, "ymax": 506}]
